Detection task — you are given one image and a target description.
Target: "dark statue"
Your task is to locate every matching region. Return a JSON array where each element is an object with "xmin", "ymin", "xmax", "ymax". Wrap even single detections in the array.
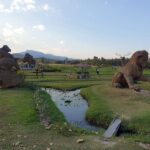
[{"xmin": 0, "ymin": 45, "xmax": 24, "ymax": 88}]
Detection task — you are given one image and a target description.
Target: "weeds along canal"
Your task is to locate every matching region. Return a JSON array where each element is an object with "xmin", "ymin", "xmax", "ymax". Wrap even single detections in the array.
[{"xmin": 43, "ymin": 88, "xmax": 100, "ymax": 131}]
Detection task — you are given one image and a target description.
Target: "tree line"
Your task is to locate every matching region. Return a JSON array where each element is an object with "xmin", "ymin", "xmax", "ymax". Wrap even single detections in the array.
[{"xmin": 83, "ymin": 56, "xmax": 150, "ymax": 68}]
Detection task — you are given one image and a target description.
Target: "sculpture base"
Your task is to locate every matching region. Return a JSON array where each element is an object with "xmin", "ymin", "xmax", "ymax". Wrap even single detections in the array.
[{"xmin": 0, "ymin": 71, "xmax": 24, "ymax": 88}]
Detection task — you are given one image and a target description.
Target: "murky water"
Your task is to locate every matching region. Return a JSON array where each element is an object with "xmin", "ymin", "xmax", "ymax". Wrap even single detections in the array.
[{"xmin": 44, "ymin": 88, "xmax": 99, "ymax": 131}]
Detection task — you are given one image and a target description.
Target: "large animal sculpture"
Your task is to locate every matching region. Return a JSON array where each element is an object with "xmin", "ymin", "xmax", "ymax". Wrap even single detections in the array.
[
  {"xmin": 0, "ymin": 45, "xmax": 24, "ymax": 88},
  {"xmin": 112, "ymin": 50, "xmax": 150, "ymax": 91}
]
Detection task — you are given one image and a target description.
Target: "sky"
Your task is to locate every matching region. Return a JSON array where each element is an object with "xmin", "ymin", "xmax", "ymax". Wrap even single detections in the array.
[{"xmin": 0, "ymin": 0, "xmax": 150, "ymax": 59}]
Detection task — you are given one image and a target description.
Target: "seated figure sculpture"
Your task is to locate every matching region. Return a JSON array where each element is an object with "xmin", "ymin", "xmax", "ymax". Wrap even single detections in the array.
[
  {"xmin": 112, "ymin": 50, "xmax": 150, "ymax": 91},
  {"xmin": 0, "ymin": 45, "xmax": 24, "ymax": 88}
]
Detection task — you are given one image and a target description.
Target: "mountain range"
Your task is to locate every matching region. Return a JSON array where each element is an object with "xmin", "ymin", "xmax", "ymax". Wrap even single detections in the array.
[{"xmin": 13, "ymin": 50, "xmax": 72, "ymax": 61}]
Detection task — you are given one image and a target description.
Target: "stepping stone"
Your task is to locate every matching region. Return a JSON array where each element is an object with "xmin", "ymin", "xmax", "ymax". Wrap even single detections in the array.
[{"xmin": 103, "ymin": 118, "xmax": 121, "ymax": 138}]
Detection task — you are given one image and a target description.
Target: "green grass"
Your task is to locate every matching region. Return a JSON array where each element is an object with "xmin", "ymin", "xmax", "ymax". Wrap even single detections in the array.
[
  {"xmin": 1, "ymin": 87, "xmax": 146, "ymax": 150},
  {"xmin": 81, "ymin": 83, "xmax": 150, "ymax": 135},
  {"xmin": 144, "ymin": 69, "xmax": 150, "ymax": 75},
  {"xmin": 36, "ymin": 80, "xmax": 103, "ymax": 90},
  {"xmin": 81, "ymin": 85, "xmax": 114, "ymax": 127},
  {"xmin": 24, "ymin": 66, "xmax": 114, "ymax": 91},
  {"xmin": 0, "ymin": 88, "xmax": 38, "ymax": 124},
  {"xmin": 1, "ymin": 66, "xmax": 150, "ymax": 149},
  {"xmin": 23, "ymin": 66, "xmax": 150, "ymax": 135}
]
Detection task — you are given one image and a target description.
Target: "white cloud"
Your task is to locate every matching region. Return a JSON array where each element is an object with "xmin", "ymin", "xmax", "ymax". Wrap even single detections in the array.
[
  {"xmin": 43, "ymin": 4, "xmax": 49, "ymax": 11},
  {"xmin": 2, "ymin": 24, "xmax": 25, "ymax": 44},
  {"xmin": 14, "ymin": 27, "xmax": 25, "ymax": 34},
  {"xmin": 60, "ymin": 40, "xmax": 64, "ymax": 45},
  {"xmin": 0, "ymin": 1, "xmax": 61, "ymax": 14},
  {"xmin": 0, "ymin": 3, "xmax": 4, "ymax": 10},
  {"xmin": 0, "ymin": 0, "xmax": 36, "ymax": 13},
  {"xmin": 3, "ymin": 28, "xmax": 13, "ymax": 37},
  {"xmin": 10, "ymin": 0, "xmax": 36, "ymax": 12},
  {"xmin": 42, "ymin": 3, "xmax": 60, "ymax": 14},
  {"xmin": 33, "ymin": 24, "xmax": 45, "ymax": 31},
  {"xmin": 5, "ymin": 23, "xmax": 13, "ymax": 29},
  {"xmin": 0, "ymin": 2, "xmax": 10, "ymax": 13}
]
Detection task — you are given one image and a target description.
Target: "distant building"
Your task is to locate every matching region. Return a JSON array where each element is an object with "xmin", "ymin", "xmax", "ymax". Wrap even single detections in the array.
[{"xmin": 20, "ymin": 53, "xmax": 36, "ymax": 70}]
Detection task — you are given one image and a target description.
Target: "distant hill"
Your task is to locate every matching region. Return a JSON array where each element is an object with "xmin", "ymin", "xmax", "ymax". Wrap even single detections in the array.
[{"xmin": 13, "ymin": 50, "xmax": 72, "ymax": 61}]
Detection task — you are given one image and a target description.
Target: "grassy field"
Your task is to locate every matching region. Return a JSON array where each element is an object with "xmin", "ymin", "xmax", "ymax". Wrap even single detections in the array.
[
  {"xmin": 1, "ymin": 65, "xmax": 150, "ymax": 149},
  {"xmin": 81, "ymin": 84, "xmax": 150, "ymax": 133},
  {"xmin": 0, "ymin": 87, "xmax": 147, "ymax": 150},
  {"xmin": 24, "ymin": 65, "xmax": 150, "ymax": 134},
  {"xmin": 24, "ymin": 65, "xmax": 114, "ymax": 90}
]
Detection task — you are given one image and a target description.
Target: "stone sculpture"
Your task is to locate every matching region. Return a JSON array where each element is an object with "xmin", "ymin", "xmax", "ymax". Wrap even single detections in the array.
[
  {"xmin": 112, "ymin": 50, "xmax": 150, "ymax": 91},
  {"xmin": 0, "ymin": 45, "xmax": 24, "ymax": 88},
  {"xmin": 23, "ymin": 53, "xmax": 35, "ymax": 68}
]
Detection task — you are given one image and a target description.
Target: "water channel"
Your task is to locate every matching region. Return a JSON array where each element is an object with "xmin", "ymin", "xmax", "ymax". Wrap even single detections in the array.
[{"xmin": 44, "ymin": 88, "xmax": 99, "ymax": 131}]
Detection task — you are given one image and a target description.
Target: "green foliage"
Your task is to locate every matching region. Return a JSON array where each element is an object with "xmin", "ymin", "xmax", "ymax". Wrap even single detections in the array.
[{"xmin": 34, "ymin": 88, "xmax": 65, "ymax": 123}]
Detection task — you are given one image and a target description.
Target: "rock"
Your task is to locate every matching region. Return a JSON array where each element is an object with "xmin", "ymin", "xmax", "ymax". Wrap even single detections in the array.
[
  {"xmin": 17, "ymin": 135, "xmax": 22, "ymax": 138},
  {"xmin": 101, "ymin": 140, "xmax": 116, "ymax": 147},
  {"xmin": 68, "ymin": 129, "xmax": 72, "ymax": 132},
  {"xmin": 15, "ymin": 141, "xmax": 21, "ymax": 146},
  {"xmin": 139, "ymin": 142, "xmax": 150, "ymax": 150},
  {"xmin": 33, "ymin": 145, "xmax": 37, "ymax": 148},
  {"xmin": 64, "ymin": 122, "xmax": 67, "ymax": 126},
  {"xmin": 23, "ymin": 135, "xmax": 27, "ymax": 138},
  {"xmin": 95, "ymin": 131, "xmax": 98, "ymax": 135},
  {"xmin": 46, "ymin": 147, "xmax": 51, "ymax": 150},
  {"xmin": 42, "ymin": 119, "xmax": 50, "ymax": 127},
  {"xmin": 49, "ymin": 142, "xmax": 53, "ymax": 146},
  {"xmin": 45, "ymin": 124, "xmax": 52, "ymax": 130},
  {"xmin": 76, "ymin": 139, "xmax": 85, "ymax": 143}
]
